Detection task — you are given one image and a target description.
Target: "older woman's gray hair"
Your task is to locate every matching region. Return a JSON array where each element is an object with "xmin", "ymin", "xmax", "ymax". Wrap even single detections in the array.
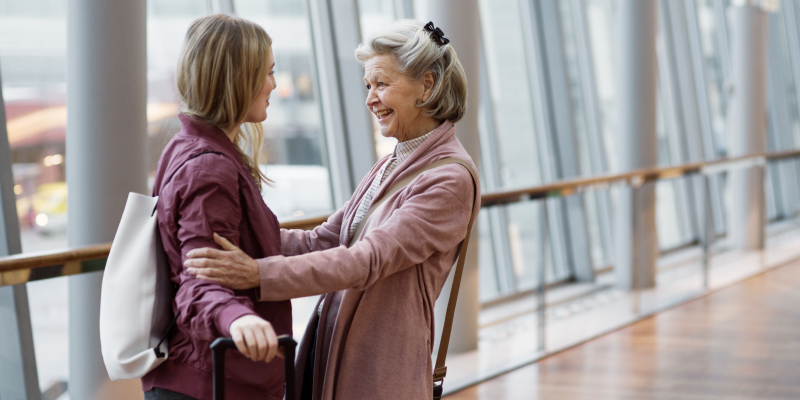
[{"xmin": 355, "ymin": 19, "xmax": 468, "ymax": 123}]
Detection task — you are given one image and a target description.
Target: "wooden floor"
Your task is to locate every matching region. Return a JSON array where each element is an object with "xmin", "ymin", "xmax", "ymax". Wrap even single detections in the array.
[{"xmin": 446, "ymin": 261, "xmax": 800, "ymax": 400}]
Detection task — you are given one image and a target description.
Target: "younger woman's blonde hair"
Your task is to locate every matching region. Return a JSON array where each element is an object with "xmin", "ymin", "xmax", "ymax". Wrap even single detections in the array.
[{"xmin": 177, "ymin": 14, "xmax": 273, "ymax": 188}]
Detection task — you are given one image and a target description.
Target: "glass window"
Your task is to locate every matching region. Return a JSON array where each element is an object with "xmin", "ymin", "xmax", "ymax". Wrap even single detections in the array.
[
  {"xmin": 559, "ymin": 0, "xmax": 591, "ymax": 177},
  {"xmin": 146, "ymin": 0, "xmax": 208, "ymax": 188},
  {"xmin": 1, "ymin": 0, "xmax": 68, "ymax": 253},
  {"xmin": 235, "ymin": 0, "xmax": 304, "ymax": 15},
  {"xmin": 358, "ymin": 0, "xmax": 395, "ymax": 39},
  {"xmin": 695, "ymin": 0, "xmax": 728, "ymax": 157},
  {"xmin": 0, "ymin": 0, "xmax": 69, "ymax": 393},
  {"xmin": 764, "ymin": 9, "xmax": 800, "ymax": 220},
  {"xmin": 585, "ymin": 0, "xmax": 617, "ymax": 171},
  {"xmin": 777, "ymin": 17, "xmax": 800, "ymax": 148},
  {"xmin": 655, "ymin": 87, "xmax": 693, "ymax": 250},
  {"xmin": 479, "ymin": 0, "xmax": 564, "ymax": 292},
  {"xmin": 506, "ymin": 202, "xmax": 544, "ymax": 290},
  {"xmin": 479, "ymin": 0, "xmax": 542, "ymax": 188},
  {"xmin": 234, "ymin": 0, "xmax": 334, "ymax": 219},
  {"xmin": 357, "ymin": 0, "xmax": 397, "ymax": 159},
  {"xmin": 477, "ymin": 210, "xmax": 501, "ymax": 301},
  {"xmin": 558, "ymin": 0, "xmax": 613, "ymax": 270}
]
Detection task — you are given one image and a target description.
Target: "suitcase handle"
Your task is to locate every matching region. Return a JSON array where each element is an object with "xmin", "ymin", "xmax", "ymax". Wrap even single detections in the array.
[{"xmin": 210, "ymin": 335, "xmax": 297, "ymax": 400}]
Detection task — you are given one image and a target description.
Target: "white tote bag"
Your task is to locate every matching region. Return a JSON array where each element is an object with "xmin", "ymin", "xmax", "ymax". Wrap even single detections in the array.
[{"xmin": 99, "ymin": 192, "xmax": 175, "ymax": 380}]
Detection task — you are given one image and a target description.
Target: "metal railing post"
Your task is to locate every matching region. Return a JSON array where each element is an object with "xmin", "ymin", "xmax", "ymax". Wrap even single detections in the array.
[
  {"xmin": 761, "ymin": 164, "xmax": 768, "ymax": 268},
  {"xmin": 537, "ymin": 199, "xmax": 549, "ymax": 352},
  {"xmin": 702, "ymin": 174, "xmax": 714, "ymax": 289}
]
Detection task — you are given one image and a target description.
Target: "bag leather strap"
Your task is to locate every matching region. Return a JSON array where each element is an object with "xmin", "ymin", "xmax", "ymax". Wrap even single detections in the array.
[{"xmin": 346, "ymin": 157, "xmax": 478, "ymax": 384}]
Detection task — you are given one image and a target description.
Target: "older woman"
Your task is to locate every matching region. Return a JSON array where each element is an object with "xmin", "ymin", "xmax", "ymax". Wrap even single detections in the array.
[{"xmin": 185, "ymin": 20, "xmax": 479, "ymax": 399}]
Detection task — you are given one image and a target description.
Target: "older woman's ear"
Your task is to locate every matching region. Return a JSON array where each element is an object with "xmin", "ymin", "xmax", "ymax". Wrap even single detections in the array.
[{"xmin": 421, "ymin": 70, "xmax": 436, "ymax": 103}]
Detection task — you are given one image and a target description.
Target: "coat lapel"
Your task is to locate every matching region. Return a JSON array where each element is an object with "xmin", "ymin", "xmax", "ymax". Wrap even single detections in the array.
[{"xmin": 337, "ymin": 120, "xmax": 456, "ymax": 246}]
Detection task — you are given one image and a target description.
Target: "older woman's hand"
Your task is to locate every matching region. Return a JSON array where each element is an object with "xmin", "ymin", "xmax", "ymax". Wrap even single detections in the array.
[{"xmin": 184, "ymin": 233, "xmax": 260, "ymax": 290}]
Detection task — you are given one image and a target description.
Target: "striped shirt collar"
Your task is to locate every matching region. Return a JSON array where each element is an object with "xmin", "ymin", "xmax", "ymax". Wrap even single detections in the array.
[{"xmin": 393, "ymin": 131, "xmax": 433, "ymax": 163}]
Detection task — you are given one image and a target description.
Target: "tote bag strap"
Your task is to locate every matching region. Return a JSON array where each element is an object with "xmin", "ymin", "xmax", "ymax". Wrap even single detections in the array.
[
  {"xmin": 163, "ymin": 151, "xmax": 224, "ymax": 188},
  {"xmin": 151, "ymin": 151, "xmax": 225, "ymax": 214},
  {"xmin": 346, "ymin": 157, "xmax": 478, "ymax": 384}
]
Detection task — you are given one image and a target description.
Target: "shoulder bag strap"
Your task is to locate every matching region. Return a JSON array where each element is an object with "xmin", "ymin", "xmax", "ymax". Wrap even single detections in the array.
[
  {"xmin": 348, "ymin": 157, "xmax": 475, "ymax": 247},
  {"xmin": 432, "ymin": 160, "xmax": 477, "ymax": 384},
  {"xmin": 345, "ymin": 157, "xmax": 479, "ymax": 384}
]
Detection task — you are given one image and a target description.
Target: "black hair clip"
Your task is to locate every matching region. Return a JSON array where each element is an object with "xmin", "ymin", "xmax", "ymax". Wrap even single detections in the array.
[{"xmin": 424, "ymin": 21, "xmax": 450, "ymax": 46}]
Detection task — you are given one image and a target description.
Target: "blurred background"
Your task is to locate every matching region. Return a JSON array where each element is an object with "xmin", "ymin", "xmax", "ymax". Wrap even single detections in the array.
[{"xmin": 2, "ymin": 0, "xmax": 800, "ymax": 398}]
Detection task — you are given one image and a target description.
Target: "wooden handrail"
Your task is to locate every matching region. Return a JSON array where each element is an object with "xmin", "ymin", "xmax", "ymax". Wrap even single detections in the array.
[
  {"xmin": 0, "ymin": 216, "xmax": 331, "ymax": 274},
  {"xmin": 1, "ymin": 149, "xmax": 798, "ymax": 279},
  {"xmin": 0, "ymin": 244, "xmax": 111, "ymax": 274}
]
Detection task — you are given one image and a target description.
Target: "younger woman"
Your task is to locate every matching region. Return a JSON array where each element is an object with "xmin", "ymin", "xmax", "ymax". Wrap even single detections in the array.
[{"xmin": 142, "ymin": 14, "xmax": 290, "ymax": 400}]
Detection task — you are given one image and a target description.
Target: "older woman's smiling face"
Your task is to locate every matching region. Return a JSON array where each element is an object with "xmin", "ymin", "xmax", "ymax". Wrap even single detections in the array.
[{"xmin": 364, "ymin": 54, "xmax": 440, "ymax": 142}]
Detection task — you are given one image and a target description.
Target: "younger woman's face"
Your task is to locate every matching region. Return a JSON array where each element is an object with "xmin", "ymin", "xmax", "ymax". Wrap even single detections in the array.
[{"xmin": 245, "ymin": 49, "xmax": 276, "ymax": 123}]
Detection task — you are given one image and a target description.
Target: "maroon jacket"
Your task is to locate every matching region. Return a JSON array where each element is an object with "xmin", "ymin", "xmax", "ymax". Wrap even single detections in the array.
[{"xmin": 142, "ymin": 115, "xmax": 291, "ymax": 400}]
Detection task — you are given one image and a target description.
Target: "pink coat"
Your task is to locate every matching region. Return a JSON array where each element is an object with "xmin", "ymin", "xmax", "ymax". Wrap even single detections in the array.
[{"xmin": 256, "ymin": 120, "xmax": 480, "ymax": 399}]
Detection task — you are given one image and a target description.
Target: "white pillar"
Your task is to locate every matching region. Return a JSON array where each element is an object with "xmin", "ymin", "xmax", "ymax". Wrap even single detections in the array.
[
  {"xmin": 614, "ymin": 0, "xmax": 659, "ymax": 289},
  {"xmin": 66, "ymin": 0, "xmax": 147, "ymax": 398},
  {"xmin": 426, "ymin": 0, "xmax": 482, "ymax": 354},
  {"xmin": 728, "ymin": 5, "xmax": 768, "ymax": 250}
]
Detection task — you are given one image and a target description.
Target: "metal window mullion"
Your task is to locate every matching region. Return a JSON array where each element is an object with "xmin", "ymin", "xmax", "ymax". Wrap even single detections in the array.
[
  {"xmin": 306, "ymin": 0, "xmax": 376, "ymax": 204},
  {"xmin": 779, "ymin": 1, "xmax": 800, "ymax": 215},
  {"xmin": 518, "ymin": 0, "xmax": 564, "ymax": 287},
  {"xmin": 765, "ymin": 85, "xmax": 788, "ymax": 219},
  {"xmin": 519, "ymin": 0, "xmax": 555, "ymax": 183},
  {"xmin": 765, "ymin": 16, "xmax": 795, "ymax": 218},
  {"xmin": 571, "ymin": 0, "xmax": 614, "ymax": 266},
  {"xmin": 681, "ymin": 0, "xmax": 719, "ymax": 160},
  {"xmin": 571, "ymin": 0, "xmax": 608, "ymax": 173},
  {"xmin": 328, "ymin": 0, "xmax": 377, "ymax": 186},
  {"xmin": 683, "ymin": 0, "xmax": 727, "ymax": 234},
  {"xmin": 765, "ymin": 165, "xmax": 778, "ymax": 220},
  {"xmin": 665, "ymin": 1, "xmax": 706, "ymax": 163},
  {"xmin": 780, "ymin": 1, "xmax": 800, "ymax": 143},
  {"xmin": 538, "ymin": 0, "xmax": 593, "ymax": 281},
  {"xmin": 519, "ymin": 0, "xmax": 588, "ymax": 283},
  {"xmin": 712, "ymin": 0, "xmax": 732, "ymax": 80},
  {"xmin": 517, "ymin": 0, "xmax": 566, "ymax": 290},
  {"xmin": 656, "ymin": 32, "xmax": 695, "ymax": 247},
  {"xmin": 662, "ymin": 0, "xmax": 707, "ymax": 245},
  {"xmin": 773, "ymin": 11, "xmax": 800, "ymax": 216},
  {"xmin": 478, "ymin": 46, "xmax": 518, "ymax": 294},
  {"xmin": 0, "ymin": 62, "xmax": 41, "ymax": 400},
  {"xmin": 307, "ymin": 0, "xmax": 355, "ymax": 204}
]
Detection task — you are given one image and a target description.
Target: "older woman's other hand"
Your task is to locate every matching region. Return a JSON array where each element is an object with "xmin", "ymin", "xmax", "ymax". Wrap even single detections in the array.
[
  {"xmin": 229, "ymin": 315, "xmax": 283, "ymax": 362},
  {"xmin": 184, "ymin": 233, "xmax": 260, "ymax": 290}
]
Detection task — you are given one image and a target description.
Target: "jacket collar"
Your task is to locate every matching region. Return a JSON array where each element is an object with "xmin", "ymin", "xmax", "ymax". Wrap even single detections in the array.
[
  {"xmin": 361, "ymin": 120, "xmax": 456, "ymax": 205},
  {"xmin": 380, "ymin": 120, "xmax": 455, "ymax": 185},
  {"xmin": 178, "ymin": 114, "xmax": 242, "ymax": 161}
]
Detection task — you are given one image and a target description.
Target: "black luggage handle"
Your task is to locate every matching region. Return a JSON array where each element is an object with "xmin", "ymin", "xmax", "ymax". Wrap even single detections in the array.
[{"xmin": 210, "ymin": 335, "xmax": 297, "ymax": 400}]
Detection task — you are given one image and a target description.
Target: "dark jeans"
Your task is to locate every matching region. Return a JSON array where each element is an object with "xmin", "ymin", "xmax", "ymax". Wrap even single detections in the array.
[{"xmin": 145, "ymin": 387, "xmax": 198, "ymax": 400}]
